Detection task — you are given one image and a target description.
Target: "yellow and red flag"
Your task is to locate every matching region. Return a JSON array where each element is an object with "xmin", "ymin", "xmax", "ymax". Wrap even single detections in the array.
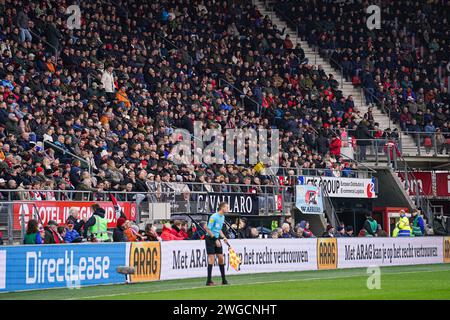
[{"xmin": 228, "ymin": 246, "xmax": 241, "ymax": 271}]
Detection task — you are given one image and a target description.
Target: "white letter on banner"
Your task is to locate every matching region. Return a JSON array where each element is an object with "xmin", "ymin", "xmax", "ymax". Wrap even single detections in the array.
[
  {"xmin": 366, "ymin": 5, "xmax": 381, "ymax": 30},
  {"xmin": 366, "ymin": 266, "xmax": 381, "ymax": 289},
  {"xmin": 26, "ymin": 252, "xmax": 37, "ymax": 284},
  {"xmin": 66, "ymin": 5, "xmax": 81, "ymax": 30}
]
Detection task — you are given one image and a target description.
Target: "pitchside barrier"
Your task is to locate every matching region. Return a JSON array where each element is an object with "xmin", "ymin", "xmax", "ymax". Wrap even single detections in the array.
[{"xmin": 1, "ymin": 237, "xmax": 449, "ymax": 292}]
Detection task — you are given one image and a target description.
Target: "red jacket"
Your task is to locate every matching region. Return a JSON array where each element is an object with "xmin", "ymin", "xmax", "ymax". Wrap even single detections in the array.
[
  {"xmin": 330, "ymin": 137, "xmax": 342, "ymax": 156},
  {"xmin": 170, "ymin": 226, "xmax": 189, "ymax": 239},
  {"xmin": 384, "ymin": 141, "xmax": 401, "ymax": 160},
  {"xmin": 161, "ymin": 225, "xmax": 184, "ymax": 241}
]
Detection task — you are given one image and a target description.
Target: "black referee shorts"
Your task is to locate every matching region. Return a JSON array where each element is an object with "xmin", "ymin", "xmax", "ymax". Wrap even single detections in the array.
[{"xmin": 205, "ymin": 236, "xmax": 223, "ymax": 255}]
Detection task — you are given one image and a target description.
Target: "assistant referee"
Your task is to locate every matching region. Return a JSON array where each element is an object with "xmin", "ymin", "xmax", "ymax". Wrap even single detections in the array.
[{"xmin": 204, "ymin": 201, "xmax": 229, "ymax": 286}]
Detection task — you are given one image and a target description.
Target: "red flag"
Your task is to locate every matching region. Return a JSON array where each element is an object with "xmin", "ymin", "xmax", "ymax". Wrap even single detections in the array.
[{"xmin": 110, "ymin": 194, "xmax": 124, "ymax": 219}]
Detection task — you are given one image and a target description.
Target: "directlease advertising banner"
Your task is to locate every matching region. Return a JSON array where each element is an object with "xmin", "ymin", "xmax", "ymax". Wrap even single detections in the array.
[
  {"xmin": 298, "ymin": 176, "xmax": 376, "ymax": 198},
  {"xmin": 337, "ymin": 237, "xmax": 443, "ymax": 268},
  {"xmin": 13, "ymin": 201, "xmax": 137, "ymax": 230},
  {"xmin": 0, "ymin": 243, "xmax": 127, "ymax": 292},
  {"xmin": 157, "ymin": 239, "xmax": 317, "ymax": 281},
  {"xmin": 295, "ymin": 185, "xmax": 324, "ymax": 214}
]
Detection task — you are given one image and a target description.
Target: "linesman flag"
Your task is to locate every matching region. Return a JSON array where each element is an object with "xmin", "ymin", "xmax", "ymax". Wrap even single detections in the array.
[{"xmin": 227, "ymin": 244, "xmax": 241, "ymax": 271}]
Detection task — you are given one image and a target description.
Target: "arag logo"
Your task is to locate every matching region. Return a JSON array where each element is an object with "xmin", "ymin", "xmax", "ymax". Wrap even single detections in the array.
[
  {"xmin": 317, "ymin": 238, "xmax": 337, "ymax": 270},
  {"xmin": 129, "ymin": 242, "xmax": 161, "ymax": 283},
  {"xmin": 444, "ymin": 237, "xmax": 450, "ymax": 264}
]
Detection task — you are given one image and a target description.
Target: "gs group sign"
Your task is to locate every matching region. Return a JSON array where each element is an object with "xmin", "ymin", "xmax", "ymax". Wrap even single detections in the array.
[
  {"xmin": 128, "ymin": 242, "xmax": 161, "ymax": 283},
  {"xmin": 317, "ymin": 238, "xmax": 337, "ymax": 270}
]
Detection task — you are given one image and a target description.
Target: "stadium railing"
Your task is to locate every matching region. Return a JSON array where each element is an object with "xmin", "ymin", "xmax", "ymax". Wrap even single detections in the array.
[{"xmin": 43, "ymin": 140, "xmax": 92, "ymax": 175}]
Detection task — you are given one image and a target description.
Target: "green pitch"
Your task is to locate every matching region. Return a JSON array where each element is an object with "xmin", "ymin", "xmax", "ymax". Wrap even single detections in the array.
[{"xmin": 1, "ymin": 264, "xmax": 450, "ymax": 300}]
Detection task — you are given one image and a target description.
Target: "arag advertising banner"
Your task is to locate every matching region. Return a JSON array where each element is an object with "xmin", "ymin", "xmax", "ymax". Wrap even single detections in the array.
[
  {"xmin": 160, "ymin": 239, "xmax": 317, "ymax": 281},
  {"xmin": 298, "ymin": 176, "xmax": 376, "ymax": 198},
  {"xmin": 295, "ymin": 185, "xmax": 324, "ymax": 214},
  {"xmin": 0, "ymin": 243, "xmax": 127, "ymax": 292},
  {"xmin": 317, "ymin": 238, "xmax": 338, "ymax": 270},
  {"xmin": 13, "ymin": 201, "xmax": 137, "ymax": 230},
  {"xmin": 128, "ymin": 242, "xmax": 161, "ymax": 283},
  {"xmin": 337, "ymin": 237, "xmax": 443, "ymax": 268}
]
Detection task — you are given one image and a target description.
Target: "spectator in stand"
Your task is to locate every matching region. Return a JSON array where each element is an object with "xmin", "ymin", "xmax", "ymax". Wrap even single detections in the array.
[
  {"xmin": 299, "ymin": 220, "xmax": 314, "ymax": 238},
  {"xmin": 161, "ymin": 222, "xmax": 184, "ymax": 241},
  {"xmin": 335, "ymin": 226, "xmax": 345, "ymax": 237},
  {"xmin": 124, "ymin": 221, "xmax": 144, "ymax": 242},
  {"xmin": 192, "ymin": 221, "xmax": 207, "ymax": 240},
  {"xmin": 143, "ymin": 223, "xmax": 161, "ymax": 241},
  {"xmin": 321, "ymin": 225, "xmax": 335, "ymax": 238},
  {"xmin": 270, "ymin": 231, "xmax": 279, "ymax": 239},
  {"xmin": 57, "ymin": 226, "xmax": 66, "ymax": 243},
  {"xmin": 44, "ymin": 220, "xmax": 64, "ymax": 244},
  {"xmin": 64, "ymin": 220, "xmax": 81, "ymax": 243},
  {"xmin": 363, "ymin": 212, "xmax": 378, "ymax": 237},
  {"xmin": 376, "ymin": 224, "xmax": 388, "ymax": 237},
  {"xmin": 0, "ymin": 231, "xmax": 3, "ymax": 245},
  {"xmin": 432, "ymin": 214, "xmax": 448, "ymax": 236},
  {"xmin": 66, "ymin": 208, "xmax": 86, "ymax": 236},
  {"xmin": 24, "ymin": 219, "xmax": 43, "ymax": 244},
  {"xmin": 171, "ymin": 220, "xmax": 189, "ymax": 240},
  {"xmin": 355, "ymin": 120, "xmax": 373, "ymax": 161},
  {"xmin": 280, "ymin": 223, "xmax": 292, "ymax": 238},
  {"xmin": 344, "ymin": 225, "xmax": 354, "ymax": 237},
  {"xmin": 294, "ymin": 224, "xmax": 304, "ymax": 238},
  {"xmin": 329, "ymin": 134, "xmax": 342, "ymax": 158},
  {"xmin": 113, "ymin": 217, "xmax": 127, "ymax": 242}
]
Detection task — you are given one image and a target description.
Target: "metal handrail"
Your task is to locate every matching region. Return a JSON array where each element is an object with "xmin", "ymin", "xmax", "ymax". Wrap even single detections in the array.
[
  {"xmin": 28, "ymin": 29, "xmax": 59, "ymax": 65},
  {"xmin": 318, "ymin": 175, "xmax": 340, "ymax": 228},
  {"xmin": 338, "ymin": 152, "xmax": 377, "ymax": 174},
  {"xmin": 272, "ymin": 166, "xmax": 374, "ymax": 177},
  {"xmin": 155, "ymin": 32, "xmax": 194, "ymax": 65},
  {"xmin": 218, "ymin": 78, "xmax": 262, "ymax": 114},
  {"xmin": 396, "ymin": 156, "xmax": 434, "ymax": 224},
  {"xmin": 43, "ymin": 140, "xmax": 91, "ymax": 174}
]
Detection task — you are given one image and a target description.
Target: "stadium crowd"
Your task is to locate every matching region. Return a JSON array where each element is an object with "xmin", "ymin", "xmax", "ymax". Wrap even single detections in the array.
[
  {"xmin": 276, "ymin": 0, "xmax": 449, "ymax": 151},
  {"xmin": 0, "ymin": 0, "xmax": 390, "ymax": 200}
]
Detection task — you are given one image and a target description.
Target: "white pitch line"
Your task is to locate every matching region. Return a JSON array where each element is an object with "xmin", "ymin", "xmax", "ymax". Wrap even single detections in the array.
[{"xmin": 65, "ymin": 267, "xmax": 450, "ymax": 300}]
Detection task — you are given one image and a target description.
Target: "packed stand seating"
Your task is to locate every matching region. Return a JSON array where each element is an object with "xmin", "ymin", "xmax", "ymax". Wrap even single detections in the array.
[
  {"xmin": 0, "ymin": 0, "xmax": 371, "ymax": 202},
  {"xmin": 275, "ymin": 0, "xmax": 449, "ymax": 153}
]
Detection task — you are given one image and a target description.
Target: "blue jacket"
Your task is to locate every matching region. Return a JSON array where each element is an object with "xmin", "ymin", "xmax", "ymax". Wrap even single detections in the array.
[{"xmin": 64, "ymin": 229, "xmax": 80, "ymax": 243}]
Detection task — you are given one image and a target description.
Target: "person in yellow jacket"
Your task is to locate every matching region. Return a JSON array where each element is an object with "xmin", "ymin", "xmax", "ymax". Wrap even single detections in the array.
[{"xmin": 396, "ymin": 210, "xmax": 411, "ymax": 237}]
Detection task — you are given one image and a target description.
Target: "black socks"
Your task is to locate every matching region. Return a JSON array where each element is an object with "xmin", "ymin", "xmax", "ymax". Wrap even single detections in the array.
[
  {"xmin": 219, "ymin": 264, "xmax": 226, "ymax": 282},
  {"xmin": 207, "ymin": 264, "xmax": 213, "ymax": 282}
]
